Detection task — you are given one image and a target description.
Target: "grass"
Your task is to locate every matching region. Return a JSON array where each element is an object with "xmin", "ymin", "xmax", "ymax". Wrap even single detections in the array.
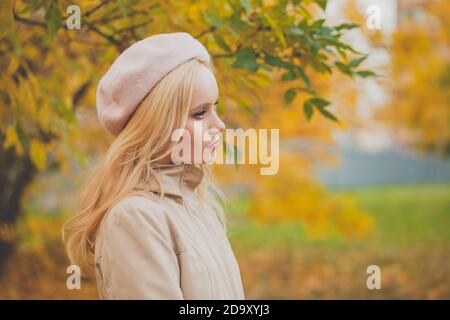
[
  {"xmin": 227, "ymin": 183, "xmax": 450, "ymax": 299},
  {"xmin": 339, "ymin": 184, "xmax": 450, "ymax": 246},
  {"xmin": 228, "ymin": 183, "xmax": 450, "ymax": 249}
]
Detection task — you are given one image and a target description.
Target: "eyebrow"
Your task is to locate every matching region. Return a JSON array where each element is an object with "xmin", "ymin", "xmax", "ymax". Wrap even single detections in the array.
[{"xmin": 193, "ymin": 99, "xmax": 219, "ymax": 111}]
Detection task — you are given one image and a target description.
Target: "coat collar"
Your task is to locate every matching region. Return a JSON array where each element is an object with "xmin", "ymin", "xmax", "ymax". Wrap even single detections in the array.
[{"xmin": 134, "ymin": 163, "xmax": 204, "ymax": 201}]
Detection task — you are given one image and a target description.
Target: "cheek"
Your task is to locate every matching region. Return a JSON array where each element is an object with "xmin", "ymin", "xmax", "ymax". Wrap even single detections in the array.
[{"xmin": 184, "ymin": 120, "xmax": 208, "ymax": 149}]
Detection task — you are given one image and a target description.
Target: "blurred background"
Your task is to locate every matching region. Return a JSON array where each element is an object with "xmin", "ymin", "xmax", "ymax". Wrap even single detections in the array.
[{"xmin": 0, "ymin": 0, "xmax": 449, "ymax": 299}]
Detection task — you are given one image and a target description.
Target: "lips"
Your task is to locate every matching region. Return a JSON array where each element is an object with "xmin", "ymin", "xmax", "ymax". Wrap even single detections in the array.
[{"xmin": 207, "ymin": 137, "xmax": 220, "ymax": 149}]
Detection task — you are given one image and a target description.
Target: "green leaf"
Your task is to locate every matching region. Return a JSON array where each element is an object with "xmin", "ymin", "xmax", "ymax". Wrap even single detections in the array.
[
  {"xmin": 44, "ymin": 1, "xmax": 62, "ymax": 37},
  {"xmin": 264, "ymin": 54, "xmax": 292, "ymax": 69},
  {"xmin": 312, "ymin": 61, "xmax": 332, "ymax": 73},
  {"xmin": 312, "ymin": 19, "xmax": 325, "ymax": 28},
  {"xmin": 303, "ymin": 97, "xmax": 339, "ymax": 122},
  {"xmin": 227, "ymin": 12, "xmax": 251, "ymax": 35},
  {"xmin": 231, "ymin": 47, "xmax": 260, "ymax": 72},
  {"xmin": 308, "ymin": 97, "xmax": 331, "ymax": 108},
  {"xmin": 284, "ymin": 88, "xmax": 297, "ymax": 106},
  {"xmin": 213, "ymin": 34, "xmax": 231, "ymax": 52},
  {"xmin": 335, "ymin": 61, "xmax": 353, "ymax": 77},
  {"xmin": 335, "ymin": 42, "xmax": 362, "ymax": 55},
  {"xmin": 305, "ymin": 97, "xmax": 339, "ymax": 122},
  {"xmin": 281, "ymin": 68, "xmax": 296, "ymax": 81},
  {"xmin": 335, "ymin": 23, "xmax": 359, "ymax": 31},
  {"xmin": 317, "ymin": 25, "xmax": 334, "ymax": 37},
  {"xmin": 303, "ymin": 101, "xmax": 314, "ymax": 120},
  {"xmin": 295, "ymin": 66, "xmax": 312, "ymax": 88},
  {"xmin": 315, "ymin": 0, "xmax": 328, "ymax": 10},
  {"xmin": 316, "ymin": 106, "xmax": 339, "ymax": 122},
  {"xmin": 296, "ymin": 86, "xmax": 316, "ymax": 95},
  {"xmin": 288, "ymin": 26, "xmax": 305, "ymax": 36},
  {"xmin": 349, "ymin": 55, "xmax": 368, "ymax": 68},
  {"xmin": 356, "ymin": 70, "xmax": 377, "ymax": 78}
]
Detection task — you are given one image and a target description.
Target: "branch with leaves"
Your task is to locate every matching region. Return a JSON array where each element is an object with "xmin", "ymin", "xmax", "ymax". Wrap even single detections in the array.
[{"xmin": 0, "ymin": 0, "xmax": 376, "ymax": 174}]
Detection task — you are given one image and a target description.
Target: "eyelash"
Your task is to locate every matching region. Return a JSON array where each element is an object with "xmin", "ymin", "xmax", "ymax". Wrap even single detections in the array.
[
  {"xmin": 193, "ymin": 101, "xmax": 218, "ymax": 119},
  {"xmin": 193, "ymin": 109, "xmax": 207, "ymax": 119}
]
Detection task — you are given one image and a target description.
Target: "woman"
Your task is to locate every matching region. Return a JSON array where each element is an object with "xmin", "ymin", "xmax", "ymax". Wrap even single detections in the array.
[{"xmin": 62, "ymin": 32, "xmax": 245, "ymax": 299}]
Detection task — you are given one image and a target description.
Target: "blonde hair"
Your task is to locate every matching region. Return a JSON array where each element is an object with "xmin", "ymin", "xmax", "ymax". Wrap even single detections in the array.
[{"xmin": 62, "ymin": 57, "xmax": 227, "ymax": 268}]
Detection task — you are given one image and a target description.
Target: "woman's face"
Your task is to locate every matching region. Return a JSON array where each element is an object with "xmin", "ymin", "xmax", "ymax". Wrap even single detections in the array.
[{"xmin": 172, "ymin": 64, "xmax": 225, "ymax": 164}]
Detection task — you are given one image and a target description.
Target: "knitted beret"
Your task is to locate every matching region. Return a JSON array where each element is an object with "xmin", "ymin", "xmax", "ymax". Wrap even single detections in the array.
[{"xmin": 96, "ymin": 32, "xmax": 211, "ymax": 136}]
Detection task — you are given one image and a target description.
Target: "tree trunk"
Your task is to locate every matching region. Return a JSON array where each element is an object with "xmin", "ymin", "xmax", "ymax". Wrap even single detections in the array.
[{"xmin": 0, "ymin": 143, "xmax": 36, "ymax": 272}]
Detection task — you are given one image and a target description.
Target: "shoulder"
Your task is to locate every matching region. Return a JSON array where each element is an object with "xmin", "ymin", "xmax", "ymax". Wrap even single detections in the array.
[
  {"xmin": 105, "ymin": 195, "xmax": 169, "ymax": 229},
  {"xmin": 95, "ymin": 195, "xmax": 178, "ymax": 268}
]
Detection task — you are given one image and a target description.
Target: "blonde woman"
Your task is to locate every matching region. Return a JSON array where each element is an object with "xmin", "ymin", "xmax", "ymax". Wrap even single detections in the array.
[{"xmin": 62, "ymin": 32, "xmax": 245, "ymax": 299}]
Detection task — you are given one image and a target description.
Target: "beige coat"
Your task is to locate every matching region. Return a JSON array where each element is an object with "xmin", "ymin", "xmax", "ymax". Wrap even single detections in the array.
[{"xmin": 94, "ymin": 163, "xmax": 245, "ymax": 299}]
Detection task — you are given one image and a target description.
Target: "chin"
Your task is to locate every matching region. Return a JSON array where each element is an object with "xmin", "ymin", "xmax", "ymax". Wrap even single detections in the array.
[
  {"xmin": 202, "ymin": 150, "xmax": 217, "ymax": 164},
  {"xmin": 201, "ymin": 157, "xmax": 214, "ymax": 164}
]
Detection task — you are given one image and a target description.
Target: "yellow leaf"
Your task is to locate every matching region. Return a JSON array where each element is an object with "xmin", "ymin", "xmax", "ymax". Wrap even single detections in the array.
[
  {"xmin": 262, "ymin": 13, "xmax": 287, "ymax": 47},
  {"xmin": 7, "ymin": 56, "xmax": 19, "ymax": 74},
  {"xmin": 0, "ymin": 0, "xmax": 14, "ymax": 39},
  {"xmin": 3, "ymin": 125, "xmax": 23, "ymax": 155},
  {"xmin": 29, "ymin": 139, "xmax": 47, "ymax": 171}
]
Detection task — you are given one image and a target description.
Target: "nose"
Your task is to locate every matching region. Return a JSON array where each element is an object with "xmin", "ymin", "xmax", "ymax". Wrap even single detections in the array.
[{"xmin": 212, "ymin": 111, "xmax": 226, "ymax": 134}]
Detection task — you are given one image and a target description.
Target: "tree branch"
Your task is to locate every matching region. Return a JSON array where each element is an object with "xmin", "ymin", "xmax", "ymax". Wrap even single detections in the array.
[
  {"xmin": 83, "ymin": 20, "xmax": 122, "ymax": 49},
  {"xmin": 195, "ymin": 26, "xmax": 216, "ymax": 39},
  {"xmin": 12, "ymin": 7, "xmax": 46, "ymax": 28},
  {"xmin": 84, "ymin": 0, "xmax": 112, "ymax": 18},
  {"xmin": 115, "ymin": 19, "xmax": 154, "ymax": 35}
]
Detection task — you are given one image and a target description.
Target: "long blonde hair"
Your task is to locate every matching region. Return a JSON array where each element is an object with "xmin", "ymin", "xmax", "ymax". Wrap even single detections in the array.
[{"xmin": 62, "ymin": 57, "xmax": 227, "ymax": 268}]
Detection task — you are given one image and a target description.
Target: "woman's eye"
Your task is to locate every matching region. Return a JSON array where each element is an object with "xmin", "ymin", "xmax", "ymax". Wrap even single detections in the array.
[{"xmin": 193, "ymin": 109, "xmax": 207, "ymax": 119}]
